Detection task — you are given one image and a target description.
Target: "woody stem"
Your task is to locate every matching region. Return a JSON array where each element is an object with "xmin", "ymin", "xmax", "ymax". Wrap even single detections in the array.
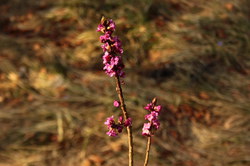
[
  {"xmin": 143, "ymin": 136, "xmax": 151, "ymax": 166},
  {"xmin": 115, "ymin": 76, "xmax": 134, "ymax": 166}
]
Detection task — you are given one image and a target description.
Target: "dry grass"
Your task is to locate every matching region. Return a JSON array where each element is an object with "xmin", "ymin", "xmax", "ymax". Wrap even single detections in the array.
[{"xmin": 0, "ymin": 0, "xmax": 249, "ymax": 165}]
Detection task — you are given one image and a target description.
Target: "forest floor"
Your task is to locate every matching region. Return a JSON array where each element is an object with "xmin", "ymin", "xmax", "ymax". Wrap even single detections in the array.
[{"xmin": 0, "ymin": 0, "xmax": 249, "ymax": 166}]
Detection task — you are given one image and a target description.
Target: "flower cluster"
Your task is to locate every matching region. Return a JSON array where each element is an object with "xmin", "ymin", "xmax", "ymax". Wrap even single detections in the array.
[
  {"xmin": 97, "ymin": 17, "xmax": 125, "ymax": 77},
  {"xmin": 105, "ymin": 116, "xmax": 132, "ymax": 137},
  {"xmin": 142, "ymin": 98, "xmax": 162, "ymax": 136}
]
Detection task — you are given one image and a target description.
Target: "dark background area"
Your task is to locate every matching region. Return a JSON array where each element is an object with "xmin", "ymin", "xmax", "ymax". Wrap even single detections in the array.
[{"xmin": 0, "ymin": 0, "xmax": 249, "ymax": 165}]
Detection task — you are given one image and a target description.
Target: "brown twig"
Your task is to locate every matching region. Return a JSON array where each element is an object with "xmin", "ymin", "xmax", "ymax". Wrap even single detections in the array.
[
  {"xmin": 115, "ymin": 76, "xmax": 134, "ymax": 166},
  {"xmin": 144, "ymin": 136, "xmax": 151, "ymax": 166}
]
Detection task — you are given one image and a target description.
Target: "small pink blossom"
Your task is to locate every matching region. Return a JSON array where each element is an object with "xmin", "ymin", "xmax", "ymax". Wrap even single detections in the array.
[
  {"xmin": 107, "ymin": 129, "xmax": 117, "ymax": 137},
  {"xmin": 118, "ymin": 116, "xmax": 123, "ymax": 123},
  {"xmin": 145, "ymin": 111, "xmax": 158, "ymax": 121},
  {"xmin": 107, "ymin": 19, "xmax": 116, "ymax": 31},
  {"xmin": 142, "ymin": 123, "xmax": 151, "ymax": 136},
  {"xmin": 100, "ymin": 33, "xmax": 111, "ymax": 43},
  {"xmin": 111, "ymin": 36, "xmax": 123, "ymax": 54},
  {"xmin": 97, "ymin": 17, "xmax": 125, "ymax": 77},
  {"xmin": 152, "ymin": 119, "xmax": 160, "ymax": 129},
  {"xmin": 142, "ymin": 98, "xmax": 162, "ymax": 137},
  {"xmin": 144, "ymin": 103, "xmax": 153, "ymax": 111},
  {"xmin": 154, "ymin": 105, "xmax": 162, "ymax": 112},
  {"xmin": 124, "ymin": 118, "xmax": 132, "ymax": 127},
  {"xmin": 102, "ymin": 52, "xmax": 111, "ymax": 64},
  {"xmin": 101, "ymin": 43, "xmax": 110, "ymax": 52},
  {"xmin": 114, "ymin": 100, "xmax": 120, "ymax": 107},
  {"xmin": 104, "ymin": 115, "xmax": 132, "ymax": 137},
  {"xmin": 97, "ymin": 24, "xmax": 105, "ymax": 33},
  {"xmin": 104, "ymin": 116, "xmax": 115, "ymax": 128}
]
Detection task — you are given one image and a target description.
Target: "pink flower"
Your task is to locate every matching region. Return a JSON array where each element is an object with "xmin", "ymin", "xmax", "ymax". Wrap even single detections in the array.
[
  {"xmin": 104, "ymin": 116, "xmax": 115, "ymax": 128},
  {"xmin": 107, "ymin": 19, "xmax": 116, "ymax": 31},
  {"xmin": 105, "ymin": 116, "xmax": 119, "ymax": 137},
  {"xmin": 118, "ymin": 116, "xmax": 123, "ymax": 123},
  {"xmin": 142, "ymin": 129, "xmax": 151, "ymax": 136},
  {"xmin": 97, "ymin": 18, "xmax": 115, "ymax": 34},
  {"xmin": 102, "ymin": 52, "xmax": 111, "ymax": 64},
  {"xmin": 100, "ymin": 33, "xmax": 111, "ymax": 43},
  {"xmin": 103, "ymin": 56, "xmax": 124, "ymax": 77},
  {"xmin": 142, "ymin": 123, "xmax": 151, "ymax": 136},
  {"xmin": 101, "ymin": 43, "xmax": 110, "ymax": 52},
  {"xmin": 111, "ymin": 36, "xmax": 123, "ymax": 54},
  {"xmin": 145, "ymin": 111, "xmax": 158, "ymax": 121},
  {"xmin": 97, "ymin": 24, "xmax": 105, "ymax": 33},
  {"xmin": 104, "ymin": 115, "xmax": 131, "ymax": 137},
  {"xmin": 144, "ymin": 103, "xmax": 153, "ymax": 111},
  {"xmin": 110, "ymin": 56, "xmax": 120, "ymax": 66},
  {"xmin": 143, "ymin": 123, "xmax": 151, "ymax": 130},
  {"xmin": 152, "ymin": 119, "xmax": 160, "ymax": 129},
  {"xmin": 97, "ymin": 17, "xmax": 125, "ymax": 77},
  {"xmin": 107, "ymin": 129, "xmax": 117, "ymax": 137},
  {"xmin": 114, "ymin": 100, "xmax": 120, "ymax": 107},
  {"xmin": 103, "ymin": 64, "xmax": 116, "ymax": 77},
  {"xmin": 142, "ymin": 98, "xmax": 162, "ymax": 136},
  {"xmin": 124, "ymin": 118, "xmax": 132, "ymax": 127},
  {"xmin": 154, "ymin": 105, "xmax": 162, "ymax": 112}
]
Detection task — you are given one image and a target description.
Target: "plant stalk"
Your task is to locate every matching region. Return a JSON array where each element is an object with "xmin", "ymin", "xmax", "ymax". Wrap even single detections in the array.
[
  {"xmin": 144, "ymin": 136, "xmax": 151, "ymax": 166},
  {"xmin": 115, "ymin": 76, "xmax": 134, "ymax": 166}
]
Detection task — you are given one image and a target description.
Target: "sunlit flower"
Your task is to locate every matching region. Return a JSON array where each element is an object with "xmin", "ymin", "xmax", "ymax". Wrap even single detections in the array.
[
  {"xmin": 104, "ymin": 115, "xmax": 132, "ymax": 137},
  {"xmin": 142, "ymin": 98, "xmax": 162, "ymax": 137},
  {"xmin": 114, "ymin": 100, "xmax": 120, "ymax": 107},
  {"xmin": 97, "ymin": 17, "xmax": 125, "ymax": 77}
]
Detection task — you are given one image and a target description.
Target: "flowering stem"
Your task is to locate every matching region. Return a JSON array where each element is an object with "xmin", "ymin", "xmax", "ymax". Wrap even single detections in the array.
[
  {"xmin": 115, "ymin": 76, "xmax": 134, "ymax": 166},
  {"xmin": 143, "ymin": 136, "xmax": 151, "ymax": 166}
]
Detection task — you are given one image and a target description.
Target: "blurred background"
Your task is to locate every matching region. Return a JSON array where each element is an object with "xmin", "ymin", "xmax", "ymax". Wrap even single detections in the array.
[{"xmin": 0, "ymin": 0, "xmax": 249, "ymax": 165}]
